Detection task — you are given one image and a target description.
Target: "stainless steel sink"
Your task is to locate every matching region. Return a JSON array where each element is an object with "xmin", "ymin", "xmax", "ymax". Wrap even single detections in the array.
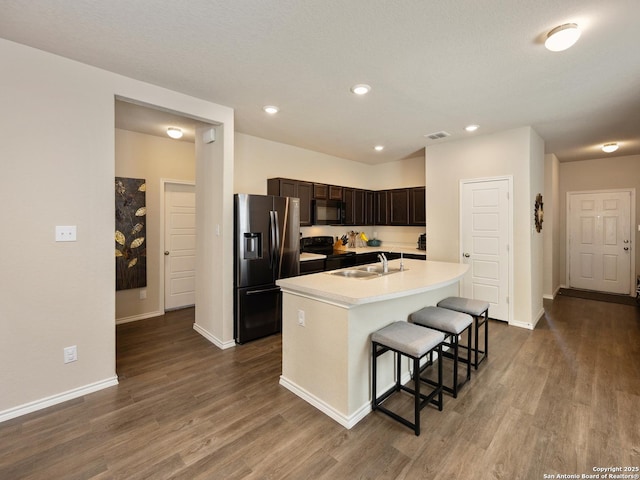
[
  {"xmin": 357, "ymin": 265, "xmax": 407, "ymax": 274},
  {"xmin": 327, "ymin": 269, "xmax": 380, "ymax": 279},
  {"xmin": 327, "ymin": 266, "xmax": 407, "ymax": 279}
]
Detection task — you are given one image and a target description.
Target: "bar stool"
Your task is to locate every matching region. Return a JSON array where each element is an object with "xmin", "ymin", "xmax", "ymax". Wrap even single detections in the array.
[
  {"xmin": 410, "ymin": 306, "xmax": 472, "ymax": 398},
  {"xmin": 371, "ymin": 321, "xmax": 445, "ymax": 436},
  {"xmin": 437, "ymin": 297, "xmax": 490, "ymax": 369}
]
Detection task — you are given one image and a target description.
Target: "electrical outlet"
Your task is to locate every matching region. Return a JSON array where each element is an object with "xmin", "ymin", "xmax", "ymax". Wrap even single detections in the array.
[
  {"xmin": 139, "ymin": 289, "xmax": 147, "ymax": 300},
  {"xmin": 55, "ymin": 225, "xmax": 77, "ymax": 242},
  {"xmin": 297, "ymin": 309, "xmax": 305, "ymax": 327},
  {"xmin": 63, "ymin": 345, "xmax": 77, "ymax": 364}
]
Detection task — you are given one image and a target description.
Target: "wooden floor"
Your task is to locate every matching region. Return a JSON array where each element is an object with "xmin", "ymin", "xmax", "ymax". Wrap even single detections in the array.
[{"xmin": 1, "ymin": 297, "xmax": 639, "ymax": 479}]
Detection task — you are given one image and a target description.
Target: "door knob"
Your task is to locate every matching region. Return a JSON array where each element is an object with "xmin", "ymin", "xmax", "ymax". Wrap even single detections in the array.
[
  {"xmin": 463, "ymin": 253, "xmax": 470, "ymax": 258},
  {"xmin": 624, "ymin": 247, "xmax": 629, "ymax": 251},
  {"xmin": 164, "ymin": 251, "xmax": 170, "ymax": 255},
  {"xmin": 623, "ymin": 240, "xmax": 629, "ymax": 243}
]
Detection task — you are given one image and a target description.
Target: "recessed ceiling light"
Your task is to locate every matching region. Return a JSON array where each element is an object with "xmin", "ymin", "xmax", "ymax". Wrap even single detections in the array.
[
  {"xmin": 465, "ymin": 124, "xmax": 479, "ymax": 132},
  {"xmin": 263, "ymin": 105, "xmax": 279, "ymax": 114},
  {"xmin": 350, "ymin": 84, "xmax": 371, "ymax": 95},
  {"xmin": 545, "ymin": 23, "xmax": 581, "ymax": 52},
  {"xmin": 374, "ymin": 145, "xmax": 384, "ymax": 151},
  {"xmin": 602, "ymin": 143, "xmax": 619, "ymax": 153},
  {"xmin": 166, "ymin": 127, "xmax": 183, "ymax": 139}
]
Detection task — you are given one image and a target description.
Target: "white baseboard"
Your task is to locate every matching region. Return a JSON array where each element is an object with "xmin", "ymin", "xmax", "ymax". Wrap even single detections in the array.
[
  {"xmin": 0, "ymin": 376, "xmax": 119, "ymax": 423},
  {"xmin": 115, "ymin": 310, "xmax": 164, "ymax": 325},
  {"xmin": 193, "ymin": 323, "xmax": 236, "ymax": 350},
  {"xmin": 543, "ymin": 285, "xmax": 562, "ymax": 300},
  {"xmin": 279, "ymin": 361, "xmax": 434, "ymax": 430},
  {"xmin": 510, "ymin": 319, "xmax": 536, "ymax": 330},
  {"xmin": 279, "ymin": 376, "xmax": 371, "ymax": 429}
]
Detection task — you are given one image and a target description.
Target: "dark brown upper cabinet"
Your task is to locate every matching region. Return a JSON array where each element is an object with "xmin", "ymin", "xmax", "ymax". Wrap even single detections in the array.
[
  {"xmin": 268, "ymin": 177, "xmax": 424, "ymax": 227},
  {"xmin": 389, "ymin": 189, "xmax": 410, "ymax": 225},
  {"xmin": 343, "ymin": 188, "xmax": 369, "ymax": 225},
  {"xmin": 313, "ymin": 183, "xmax": 328, "ymax": 199},
  {"xmin": 267, "ymin": 178, "xmax": 313, "ymax": 226},
  {"xmin": 375, "ymin": 191, "xmax": 389, "ymax": 225},
  {"xmin": 410, "ymin": 187, "xmax": 426, "ymax": 225}
]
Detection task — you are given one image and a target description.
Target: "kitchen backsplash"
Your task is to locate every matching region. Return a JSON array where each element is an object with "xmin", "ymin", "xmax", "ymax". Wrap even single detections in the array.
[{"xmin": 300, "ymin": 225, "xmax": 426, "ymax": 248}]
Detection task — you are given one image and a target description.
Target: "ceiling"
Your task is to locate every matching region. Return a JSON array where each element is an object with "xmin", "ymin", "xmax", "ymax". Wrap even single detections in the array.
[{"xmin": 2, "ymin": 0, "xmax": 639, "ymax": 164}]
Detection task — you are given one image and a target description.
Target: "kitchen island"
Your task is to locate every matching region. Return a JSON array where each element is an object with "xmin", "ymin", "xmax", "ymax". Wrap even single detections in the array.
[{"xmin": 276, "ymin": 258, "xmax": 468, "ymax": 428}]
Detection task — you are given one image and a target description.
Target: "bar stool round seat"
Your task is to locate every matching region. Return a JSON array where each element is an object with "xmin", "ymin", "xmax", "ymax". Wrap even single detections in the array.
[
  {"xmin": 436, "ymin": 297, "xmax": 490, "ymax": 369},
  {"xmin": 371, "ymin": 321, "xmax": 445, "ymax": 436},
  {"xmin": 410, "ymin": 306, "xmax": 472, "ymax": 398}
]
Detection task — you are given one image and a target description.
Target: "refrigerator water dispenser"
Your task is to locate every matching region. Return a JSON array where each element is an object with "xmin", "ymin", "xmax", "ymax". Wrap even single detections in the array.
[{"xmin": 244, "ymin": 232, "xmax": 262, "ymax": 259}]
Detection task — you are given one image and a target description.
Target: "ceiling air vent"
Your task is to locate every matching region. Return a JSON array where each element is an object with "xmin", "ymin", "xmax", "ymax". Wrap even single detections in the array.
[{"xmin": 424, "ymin": 131, "xmax": 451, "ymax": 140}]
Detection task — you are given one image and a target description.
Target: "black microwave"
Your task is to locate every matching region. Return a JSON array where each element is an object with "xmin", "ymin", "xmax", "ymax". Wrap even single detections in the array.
[{"xmin": 313, "ymin": 199, "xmax": 345, "ymax": 225}]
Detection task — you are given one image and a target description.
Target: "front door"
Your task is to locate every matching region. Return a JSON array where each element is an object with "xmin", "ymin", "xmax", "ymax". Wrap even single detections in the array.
[
  {"xmin": 460, "ymin": 178, "xmax": 511, "ymax": 322},
  {"xmin": 164, "ymin": 182, "xmax": 196, "ymax": 310},
  {"xmin": 568, "ymin": 190, "xmax": 632, "ymax": 294}
]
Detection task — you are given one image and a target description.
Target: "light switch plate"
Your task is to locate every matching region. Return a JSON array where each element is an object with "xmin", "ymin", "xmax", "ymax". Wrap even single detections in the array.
[{"xmin": 55, "ymin": 225, "xmax": 77, "ymax": 242}]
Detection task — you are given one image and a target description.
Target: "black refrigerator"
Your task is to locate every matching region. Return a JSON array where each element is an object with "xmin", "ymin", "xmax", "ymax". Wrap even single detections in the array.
[{"xmin": 234, "ymin": 194, "xmax": 300, "ymax": 343}]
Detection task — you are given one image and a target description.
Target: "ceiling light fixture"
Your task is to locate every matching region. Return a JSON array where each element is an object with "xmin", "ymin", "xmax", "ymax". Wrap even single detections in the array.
[
  {"xmin": 374, "ymin": 145, "xmax": 384, "ymax": 151},
  {"xmin": 350, "ymin": 84, "xmax": 371, "ymax": 95},
  {"xmin": 166, "ymin": 127, "xmax": 183, "ymax": 139},
  {"xmin": 601, "ymin": 143, "xmax": 619, "ymax": 153},
  {"xmin": 263, "ymin": 105, "xmax": 279, "ymax": 114},
  {"xmin": 545, "ymin": 23, "xmax": 581, "ymax": 52},
  {"xmin": 465, "ymin": 124, "xmax": 479, "ymax": 132}
]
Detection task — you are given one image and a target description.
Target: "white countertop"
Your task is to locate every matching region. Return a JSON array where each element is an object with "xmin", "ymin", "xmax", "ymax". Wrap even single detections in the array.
[
  {"xmin": 300, "ymin": 252, "xmax": 326, "ymax": 261},
  {"xmin": 278, "ymin": 259, "xmax": 468, "ymax": 307}
]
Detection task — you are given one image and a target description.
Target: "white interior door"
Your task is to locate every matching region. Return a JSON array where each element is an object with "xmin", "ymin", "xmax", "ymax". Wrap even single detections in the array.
[
  {"xmin": 460, "ymin": 179, "xmax": 511, "ymax": 321},
  {"xmin": 568, "ymin": 191, "xmax": 631, "ymax": 294},
  {"xmin": 164, "ymin": 183, "xmax": 196, "ymax": 310}
]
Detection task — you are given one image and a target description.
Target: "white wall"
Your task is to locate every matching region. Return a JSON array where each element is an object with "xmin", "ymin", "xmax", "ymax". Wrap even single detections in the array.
[
  {"xmin": 0, "ymin": 39, "xmax": 233, "ymax": 420},
  {"xmin": 235, "ymin": 132, "xmax": 426, "ymax": 245},
  {"xmin": 115, "ymin": 129, "xmax": 195, "ymax": 322},
  {"xmin": 425, "ymin": 127, "xmax": 544, "ymax": 328},
  {"xmin": 529, "ymin": 130, "xmax": 545, "ymax": 322},
  {"xmin": 235, "ymin": 133, "xmax": 426, "ymax": 193},
  {"xmin": 544, "ymin": 153, "xmax": 561, "ymax": 298}
]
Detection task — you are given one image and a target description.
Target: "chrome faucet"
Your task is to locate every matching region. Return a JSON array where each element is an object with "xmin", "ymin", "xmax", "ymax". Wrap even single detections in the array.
[
  {"xmin": 400, "ymin": 252, "xmax": 404, "ymax": 271},
  {"xmin": 378, "ymin": 253, "xmax": 388, "ymax": 273}
]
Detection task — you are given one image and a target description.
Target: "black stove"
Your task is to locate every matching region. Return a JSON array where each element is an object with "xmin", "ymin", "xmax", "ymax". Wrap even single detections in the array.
[{"xmin": 300, "ymin": 236, "xmax": 356, "ymax": 270}]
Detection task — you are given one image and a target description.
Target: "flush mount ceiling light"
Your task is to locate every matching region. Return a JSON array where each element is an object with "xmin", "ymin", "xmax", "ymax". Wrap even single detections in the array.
[
  {"xmin": 350, "ymin": 84, "xmax": 371, "ymax": 95},
  {"xmin": 166, "ymin": 127, "xmax": 183, "ymax": 139},
  {"xmin": 374, "ymin": 145, "xmax": 384, "ymax": 151},
  {"xmin": 263, "ymin": 105, "xmax": 279, "ymax": 114},
  {"xmin": 602, "ymin": 143, "xmax": 619, "ymax": 153},
  {"xmin": 545, "ymin": 23, "xmax": 581, "ymax": 52},
  {"xmin": 465, "ymin": 124, "xmax": 479, "ymax": 132}
]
